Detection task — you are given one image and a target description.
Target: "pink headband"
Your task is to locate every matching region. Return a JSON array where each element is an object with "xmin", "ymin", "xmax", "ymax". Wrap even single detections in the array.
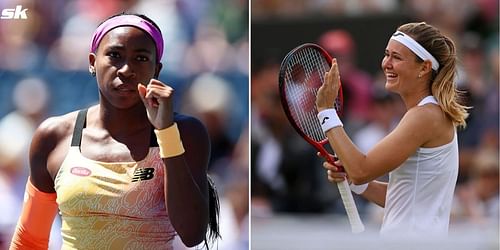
[{"xmin": 90, "ymin": 15, "xmax": 164, "ymax": 62}]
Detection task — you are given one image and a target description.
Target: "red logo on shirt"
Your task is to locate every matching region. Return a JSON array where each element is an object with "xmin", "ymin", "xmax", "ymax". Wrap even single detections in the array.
[{"xmin": 70, "ymin": 167, "xmax": 92, "ymax": 176}]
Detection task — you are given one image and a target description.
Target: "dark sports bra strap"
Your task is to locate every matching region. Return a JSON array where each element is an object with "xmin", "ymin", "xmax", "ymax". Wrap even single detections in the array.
[
  {"xmin": 70, "ymin": 108, "xmax": 158, "ymax": 147},
  {"xmin": 71, "ymin": 109, "xmax": 88, "ymax": 147}
]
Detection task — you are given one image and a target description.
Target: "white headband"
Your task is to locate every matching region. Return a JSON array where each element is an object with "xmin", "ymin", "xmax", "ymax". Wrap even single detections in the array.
[{"xmin": 390, "ymin": 31, "xmax": 440, "ymax": 71}]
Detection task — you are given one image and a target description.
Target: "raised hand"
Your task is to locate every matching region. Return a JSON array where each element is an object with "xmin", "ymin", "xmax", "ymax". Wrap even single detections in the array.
[
  {"xmin": 316, "ymin": 58, "xmax": 341, "ymax": 112},
  {"xmin": 137, "ymin": 79, "xmax": 174, "ymax": 129}
]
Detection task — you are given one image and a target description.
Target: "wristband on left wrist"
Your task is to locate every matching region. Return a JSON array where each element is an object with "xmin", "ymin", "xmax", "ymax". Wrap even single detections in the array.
[
  {"xmin": 155, "ymin": 123, "xmax": 185, "ymax": 158},
  {"xmin": 317, "ymin": 109, "xmax": 343, "ymax": 133}
]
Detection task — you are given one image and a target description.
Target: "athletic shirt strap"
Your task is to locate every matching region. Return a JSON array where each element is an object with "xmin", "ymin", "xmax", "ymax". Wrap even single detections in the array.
[
  {"xmin": 417, "ymin": 96, "xmax": 438, "ymax": 106},
  {"xmin": 70, "ymin": 108, "xmax": 158, "ymax": 147},
  {"xmin": 70, "ymin": 109, "xmax": 87, "ymax": 147}
]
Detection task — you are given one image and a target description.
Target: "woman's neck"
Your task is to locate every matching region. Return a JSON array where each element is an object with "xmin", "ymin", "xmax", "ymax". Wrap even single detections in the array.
[
  {"xmin": 95, "ymin": 102, "xmax": 151, "ymax": 135},
  {"xmin": 400, "ymin": 89, "xmax": 431, "ymax": 110}
]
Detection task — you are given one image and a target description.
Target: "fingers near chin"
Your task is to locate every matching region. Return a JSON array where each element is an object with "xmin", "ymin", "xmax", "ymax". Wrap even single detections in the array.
[
  {"xmin": 137, "ymin": 84, "xmax": 147, "ymax": 97},
  {"xmin": 148, "ymin": 79, "xmax": 163, "ymax": 85},
  {"xmin": 147, "ymin": 84, "xmax": 174, "ymax": 94}
]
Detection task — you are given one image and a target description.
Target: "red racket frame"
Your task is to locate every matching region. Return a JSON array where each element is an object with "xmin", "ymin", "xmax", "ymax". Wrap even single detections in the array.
[{"xmin": 278, "ymin": 43, "xmax": 343, "ymax": 166}]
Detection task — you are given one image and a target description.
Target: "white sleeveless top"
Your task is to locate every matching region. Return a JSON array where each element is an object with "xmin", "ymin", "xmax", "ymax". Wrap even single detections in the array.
[{"xmin": 380, "ymin": 96, "xmax": 458, "ymax": 236}]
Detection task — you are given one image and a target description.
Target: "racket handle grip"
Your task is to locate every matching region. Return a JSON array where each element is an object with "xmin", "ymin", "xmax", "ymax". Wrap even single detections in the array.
[{"xmin": 337, "ymin": 179, "xmax": 365, "ymax": 233}]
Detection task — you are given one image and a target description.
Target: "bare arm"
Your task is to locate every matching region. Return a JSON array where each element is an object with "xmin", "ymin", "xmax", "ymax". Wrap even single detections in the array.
[
  {"xmin": 163, "ymin": 115, "xmax": 210, "ymax": 247},
  {"xmin": 10, "ymin": 118, "xmax": 64, "ymax": 249},
  {"xmin": 138, "ymin": 81, "xmax": 210, "ymax": 247},
  {"xmin": 361, "ymin": 181, "xmax": 387, "ymax": 207},
  {"xmin": 324, "ymin": 113, "xmax": 429, "ymax": 184}
]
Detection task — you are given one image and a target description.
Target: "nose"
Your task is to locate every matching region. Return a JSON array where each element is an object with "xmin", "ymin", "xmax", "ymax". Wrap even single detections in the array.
[
  {"xmin": 381, "ymin": 56, "xmax": 392, "ymax": 71},
  {"xmin": 117, "ymin": 62, "xmax": 136, "ymax": 79}
]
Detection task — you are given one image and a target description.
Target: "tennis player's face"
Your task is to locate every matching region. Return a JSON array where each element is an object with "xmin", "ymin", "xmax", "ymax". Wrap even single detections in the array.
[
  {"xmin": 381, "ymin": 39, "xmax": 422, "ymax": 95},
  {"xmin": 91, "ymin": 26, "xmax": 160, "ymax": 109}
]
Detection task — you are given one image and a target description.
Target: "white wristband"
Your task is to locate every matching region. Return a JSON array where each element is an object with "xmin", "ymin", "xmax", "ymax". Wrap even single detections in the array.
[
  {"xmin": 349, "ymin": 183, "xmax": 368, "ymax": 195},
  {"xmin": 317, "ymin": 109, "xmax": 343, "ymax": 133}
]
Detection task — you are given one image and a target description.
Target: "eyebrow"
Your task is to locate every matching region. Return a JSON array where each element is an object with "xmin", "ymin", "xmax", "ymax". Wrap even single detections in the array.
[
  {"xmin": 134, "ymin": 48, "xmax": 153, "ymax": 54},
  {"xmin": 385, "ymin": 49, "xmax": 403, "ymax": 57},
  {"xmin": 104, "ymin": 45, "xmax": 153, "ymax": 54}
]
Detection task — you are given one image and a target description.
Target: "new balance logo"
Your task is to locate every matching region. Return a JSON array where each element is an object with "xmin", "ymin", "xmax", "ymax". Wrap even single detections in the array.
[
  {"xmin": 321, "ymin": 117, "xmax": 330, "ymax": 125},
  {"xmin": 1, "ymin": 5, "xmax": 28, "ymax": 19},
  {"xmin": 132, "ymin": 168, "xmax": 155, "ymax": 182}
]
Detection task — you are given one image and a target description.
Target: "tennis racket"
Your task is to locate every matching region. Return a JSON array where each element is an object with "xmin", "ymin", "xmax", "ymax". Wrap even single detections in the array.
[{"xmin": 278, "ymin": 43, "xmax": 365, "ymax": 233}]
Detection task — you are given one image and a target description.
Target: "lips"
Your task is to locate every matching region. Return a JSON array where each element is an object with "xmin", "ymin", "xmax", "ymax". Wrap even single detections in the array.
[
  {"xmin": 116, "ymin": 84, "xmax": 136, "ymax": 91},
  {"xmin": 114, "ymin": 84, "xmax": 138, "ymax": 97},
  {"xmin": 385, "ymin": 72, "xmax": 397, "ymax": 80}
]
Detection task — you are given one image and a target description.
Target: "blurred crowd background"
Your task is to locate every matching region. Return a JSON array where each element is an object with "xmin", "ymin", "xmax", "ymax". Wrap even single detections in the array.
[
  {"xmin": 0, "ymin": 0, "xmax": 248, "ymax": 249},
  {"xmin": 251, "ymin": 0, "xmax": 498, "ymax": 248}
]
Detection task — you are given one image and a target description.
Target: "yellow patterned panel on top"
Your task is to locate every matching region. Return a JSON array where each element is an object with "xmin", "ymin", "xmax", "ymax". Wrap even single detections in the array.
[{"xmin": 54, "ymin": 147, "xmax": 175, "ymax": 250}]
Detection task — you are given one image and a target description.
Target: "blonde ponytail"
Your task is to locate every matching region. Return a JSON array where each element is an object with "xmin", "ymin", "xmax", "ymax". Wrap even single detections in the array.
[{"xmin": 431, "ymin": 37, "xmax": 469, "ymax": 128}]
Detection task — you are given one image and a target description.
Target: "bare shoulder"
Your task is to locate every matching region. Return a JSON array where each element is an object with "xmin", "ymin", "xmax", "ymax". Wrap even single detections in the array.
[
  {"xmin": 174, "ymin": 113, "xmax": 208, "ymax": 136},
  {"xmin": 34, "ymin": 111, "xmax": 79, "ymax": 144},
  {"xmin": 404, "ymin": 103, "xmax": 453, "ymax": 146},
  {"xmin": 30, "ymin": 110, "xmax": 80, "ymax": 192},
  {"xmin": 407, "ymin": 103, "xmax": 450, "ymax": 128}
]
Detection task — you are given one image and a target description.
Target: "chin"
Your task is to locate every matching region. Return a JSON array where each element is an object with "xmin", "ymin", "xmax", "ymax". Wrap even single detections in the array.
[
  {"xmin": 107, "ymin": 96, "xmax": 142, "ymax": 110},
  {"xmin": 384, "ymin": 81, "xmax": 398, "ymax": 93}
]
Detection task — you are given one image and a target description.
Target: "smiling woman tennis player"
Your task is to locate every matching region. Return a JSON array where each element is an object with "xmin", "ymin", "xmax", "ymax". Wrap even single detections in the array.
[
  {"xmin": 316, "ymin": 22, "xmax": 469, "ymax": 236},
  {"xmin": 10, "ymin": 13, "xmax": 219, "ymax": 249}
]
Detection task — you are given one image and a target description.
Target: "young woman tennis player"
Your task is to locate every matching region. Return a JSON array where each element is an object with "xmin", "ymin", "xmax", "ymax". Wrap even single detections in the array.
[
  {"xmin": 316, "ymin": 22, "xmax": 468, "ymax": 236},
  {"xmin": 10, "ymin": 13, "xmax": 219, "ymax": 249}
]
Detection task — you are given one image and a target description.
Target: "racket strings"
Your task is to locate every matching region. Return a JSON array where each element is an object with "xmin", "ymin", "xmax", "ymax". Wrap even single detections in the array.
[{"xmin": 283, "ymin": 47, "xmax": 331, "ymax": 142}]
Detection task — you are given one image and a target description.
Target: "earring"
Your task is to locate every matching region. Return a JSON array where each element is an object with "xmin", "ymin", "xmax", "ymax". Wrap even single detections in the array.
[
  {"xmin": 90, "ymin": 70, "xmax": 96, "ymax": 77},
  {"xmin": 418, "ymin": 73, "xmax": 422, "ymax": 78}
]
